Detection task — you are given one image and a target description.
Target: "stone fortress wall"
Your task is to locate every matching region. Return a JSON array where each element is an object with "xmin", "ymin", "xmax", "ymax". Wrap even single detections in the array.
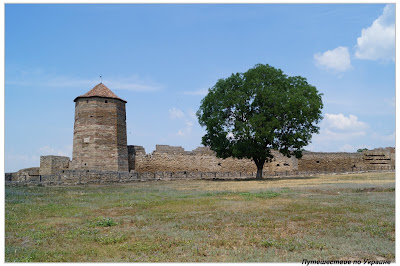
[
  {"xmin": 6, "ymin": 145, "xmax": 395, "ymax": 186},
  {"xmin": 5, "ymin": 83, "xmax": 395, "ymax": 186},
  {"xmin": 130, "ymin": 145, "xmax": 394, "ymax": 173},
  {"xmin": 130, "ymin": 145, "xmax": 296, "ymax": 173},
  {"xmin": 299, "ymin": 147, "xmax": 395, "ymax": 171}
]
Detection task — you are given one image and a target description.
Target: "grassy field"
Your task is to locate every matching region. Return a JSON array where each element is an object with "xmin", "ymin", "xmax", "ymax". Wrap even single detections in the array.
[{"xmin": 5, "ymin": 172, "xmax": 395, "ymax": 262}]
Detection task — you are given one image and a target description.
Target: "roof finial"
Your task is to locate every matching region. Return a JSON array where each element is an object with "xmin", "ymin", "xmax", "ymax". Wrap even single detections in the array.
[{"xmin": 100, "ymin": 75, "xmax": 102, "ymax": 84}]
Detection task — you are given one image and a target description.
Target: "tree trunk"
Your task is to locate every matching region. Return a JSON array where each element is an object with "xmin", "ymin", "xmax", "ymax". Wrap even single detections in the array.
[
  {"xmin": 256, "ymin": 167, "xmax": 263, "ymax": 179},
  {"xmin": 254, "ymin": 158, "xmax": 265, "ymax": 180}
]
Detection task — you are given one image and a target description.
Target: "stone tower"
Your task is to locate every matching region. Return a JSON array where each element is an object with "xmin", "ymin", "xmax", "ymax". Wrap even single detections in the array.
[{"xmin": 71, "ymin": 83, "xmax": 129, "ymax": 171}]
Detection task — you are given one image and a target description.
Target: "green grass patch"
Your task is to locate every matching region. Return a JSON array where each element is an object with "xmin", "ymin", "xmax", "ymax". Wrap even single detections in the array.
[
  {"xmin": 238, "ymin": 191, "xmax": 280, "ymax": 199},
  {"xmin": 261, "ymin": 236, "xmax": 326, "ymax": 252}
]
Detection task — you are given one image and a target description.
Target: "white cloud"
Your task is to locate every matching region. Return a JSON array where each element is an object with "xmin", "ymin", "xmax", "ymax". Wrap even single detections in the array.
[
  {"xmin": 315, "ymin": 129, "xmax": 366, "ymax": 142},
  {"xmin": 106, "ymin": 76, "xmax": 162, "ymax": 92},
  {"xmin": 6, "ymin": 145, "xmax": 73, "ymax": 172},
  {"xmin": 177, "ymin": 130, "xmax": 185, "ymax": 137},
  {"xmin": 323, "ymin": 113, "xmax": 368, "ymax": 131},
  {"xmin": 306, "ymin": 113, "xmax": 369, "ymax": 152},
  {"xmin": 107, "ymin": 81, "xmax": 161, "ymax": 92},
  {"xmin": 355, "ymin": 4, "xmax": 395, "ymax": 61},
  {"xmin": 6, "ymin": 74, "xmax": 95, "ymax": 88},
  {"xmin": 383, "ymin": 132, "xmax": 395, "ymax": 142},
  {"xmin": 384, "ymin": 97, "xmax": 395, "ymax": 109},
  {"xmin": 339, "ymin": 144, "xmax": 355, "ymax": 152},
  {"xmin": 169, "ymin": 107, "xmax": 185, "ymax": 119},
  {"xmin": 175, "ymin": 120, "xmax": 193, "ymax": 137},
  {"xmin": 314, "ymin": 46, "xmax": 352, "ymax": 72},
  {"xmin": 168, "ymin": 107, "xmax": 196, "ymax": 137},
  {"xmin": 185, "ymin": 120, "xmax": 193, "ymax": 128},
  {"xmin": 187, "ymin": 109, "xmax": 198, "ymax": 121},
  {"xmin": 38, "ymin": 145, "xmax": 72, "ymax": 157},
  {"xmin": 371, "ymin": 131, "xmax": 395, "ymax": 143},
  {"xmin": 6, "ymin": 68, "xmax": 162, "ymax": 92},
  {"xmin": 339, "ymin": 144, "xmax": 372, "ymax": 153},
  {"xmin": 177, "ymin": 121, "xmax": 193, "ymax": 137},
  {"xmin": 5, "ymin": 153, "xmax": 40, "ymax": 172},
  {"xmin": 183, "ymin": 88, "xmax": 209, "ymax": 96}
]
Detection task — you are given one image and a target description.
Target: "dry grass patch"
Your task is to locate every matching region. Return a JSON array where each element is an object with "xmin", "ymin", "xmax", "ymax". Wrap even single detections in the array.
[
  {"xmin": 167, "ymin": 172, "xmax": 393, "ymax": 192},
  {"xmin": 5, "ymin": 171, "xmax": 394, "ymax": 262}
]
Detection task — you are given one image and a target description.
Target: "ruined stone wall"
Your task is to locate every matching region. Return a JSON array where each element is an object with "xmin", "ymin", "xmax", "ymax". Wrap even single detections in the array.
[
  {"xmin": 130, "ymin": 145, "xmax": 394, "ymax": 174},
  {"xmin": 134, "ymin": 152, "xmax": 256, "ymax": 173},
  {"xmin": 297, "ymin": 148, "xmax": 395, "ymax": 172},
  {"xmin": 6, "ymin": 169, "xmax": 131, "ymax": 185},
  {"xmin": 5, "ymin": 173, "xmax": 13, "ymax": 182},
  {"xmin": 39, "ymin": 155, "xmax": 71, "ymax": 175},
  {"xmin": 128, "ymin": 145, "xmax": 145, "ymax": 172},
  {"xmin": 71, "ymin": 97, "xmax": 128, "ymax": 171},
  {"xmin": 10, "ymin": 167, "xmax": 40, "ymax": 182},
  {"xmin": 363, "ymin": 148, "xmax": 395, "ymax": 167},
  {"xmin": 131, "ymin": 145, "xmax": 297, "ymax": 173},
  {"xmin": 297, "ymin": 152, "xmax": 364, "ymax": 172},
  {"xmin": 155, "ymin": 145, "xmax": 185, "ymax": 154}
]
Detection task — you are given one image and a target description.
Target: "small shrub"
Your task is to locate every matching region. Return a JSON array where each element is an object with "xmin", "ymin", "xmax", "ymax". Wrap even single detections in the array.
[{"xmin": 95, "ymin": 217, "xmax": 118, "ymax": 227}]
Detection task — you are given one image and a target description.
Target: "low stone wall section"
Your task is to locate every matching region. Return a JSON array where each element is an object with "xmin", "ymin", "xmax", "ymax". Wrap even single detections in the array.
[
  {"xmin": 6, "ymin": 166, "xmax": 395, "ymax": 186},
  {"xmin": 8, "ymin": 167, "xmax": 40, "ymax": 182}
]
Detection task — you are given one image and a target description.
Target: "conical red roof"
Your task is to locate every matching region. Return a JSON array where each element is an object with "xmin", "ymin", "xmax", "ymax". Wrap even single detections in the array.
[{"xmin": 74, "ymin": 83, "xmax": 127, "ymax": 103}]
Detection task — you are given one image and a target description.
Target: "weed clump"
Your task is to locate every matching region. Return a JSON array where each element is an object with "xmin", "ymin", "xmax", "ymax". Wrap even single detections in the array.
[
  {"xmin": 94, "ymin": 217, "xmax": 118, "ymax": 227},
  {"xmin": 94, "ymin": 233, "xmax": 127, "ymax": 245}
]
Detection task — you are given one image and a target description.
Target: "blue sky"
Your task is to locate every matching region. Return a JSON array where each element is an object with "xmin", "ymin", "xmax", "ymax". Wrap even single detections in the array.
[{"xmin": 4, "ymin": 3, "xmax": 396, "ymax": 172}]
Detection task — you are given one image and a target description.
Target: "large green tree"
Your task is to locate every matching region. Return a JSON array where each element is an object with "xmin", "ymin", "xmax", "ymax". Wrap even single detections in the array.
[{"xmin": 197, "ymin": 64, "xmax": 323, "ymax": 179}]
